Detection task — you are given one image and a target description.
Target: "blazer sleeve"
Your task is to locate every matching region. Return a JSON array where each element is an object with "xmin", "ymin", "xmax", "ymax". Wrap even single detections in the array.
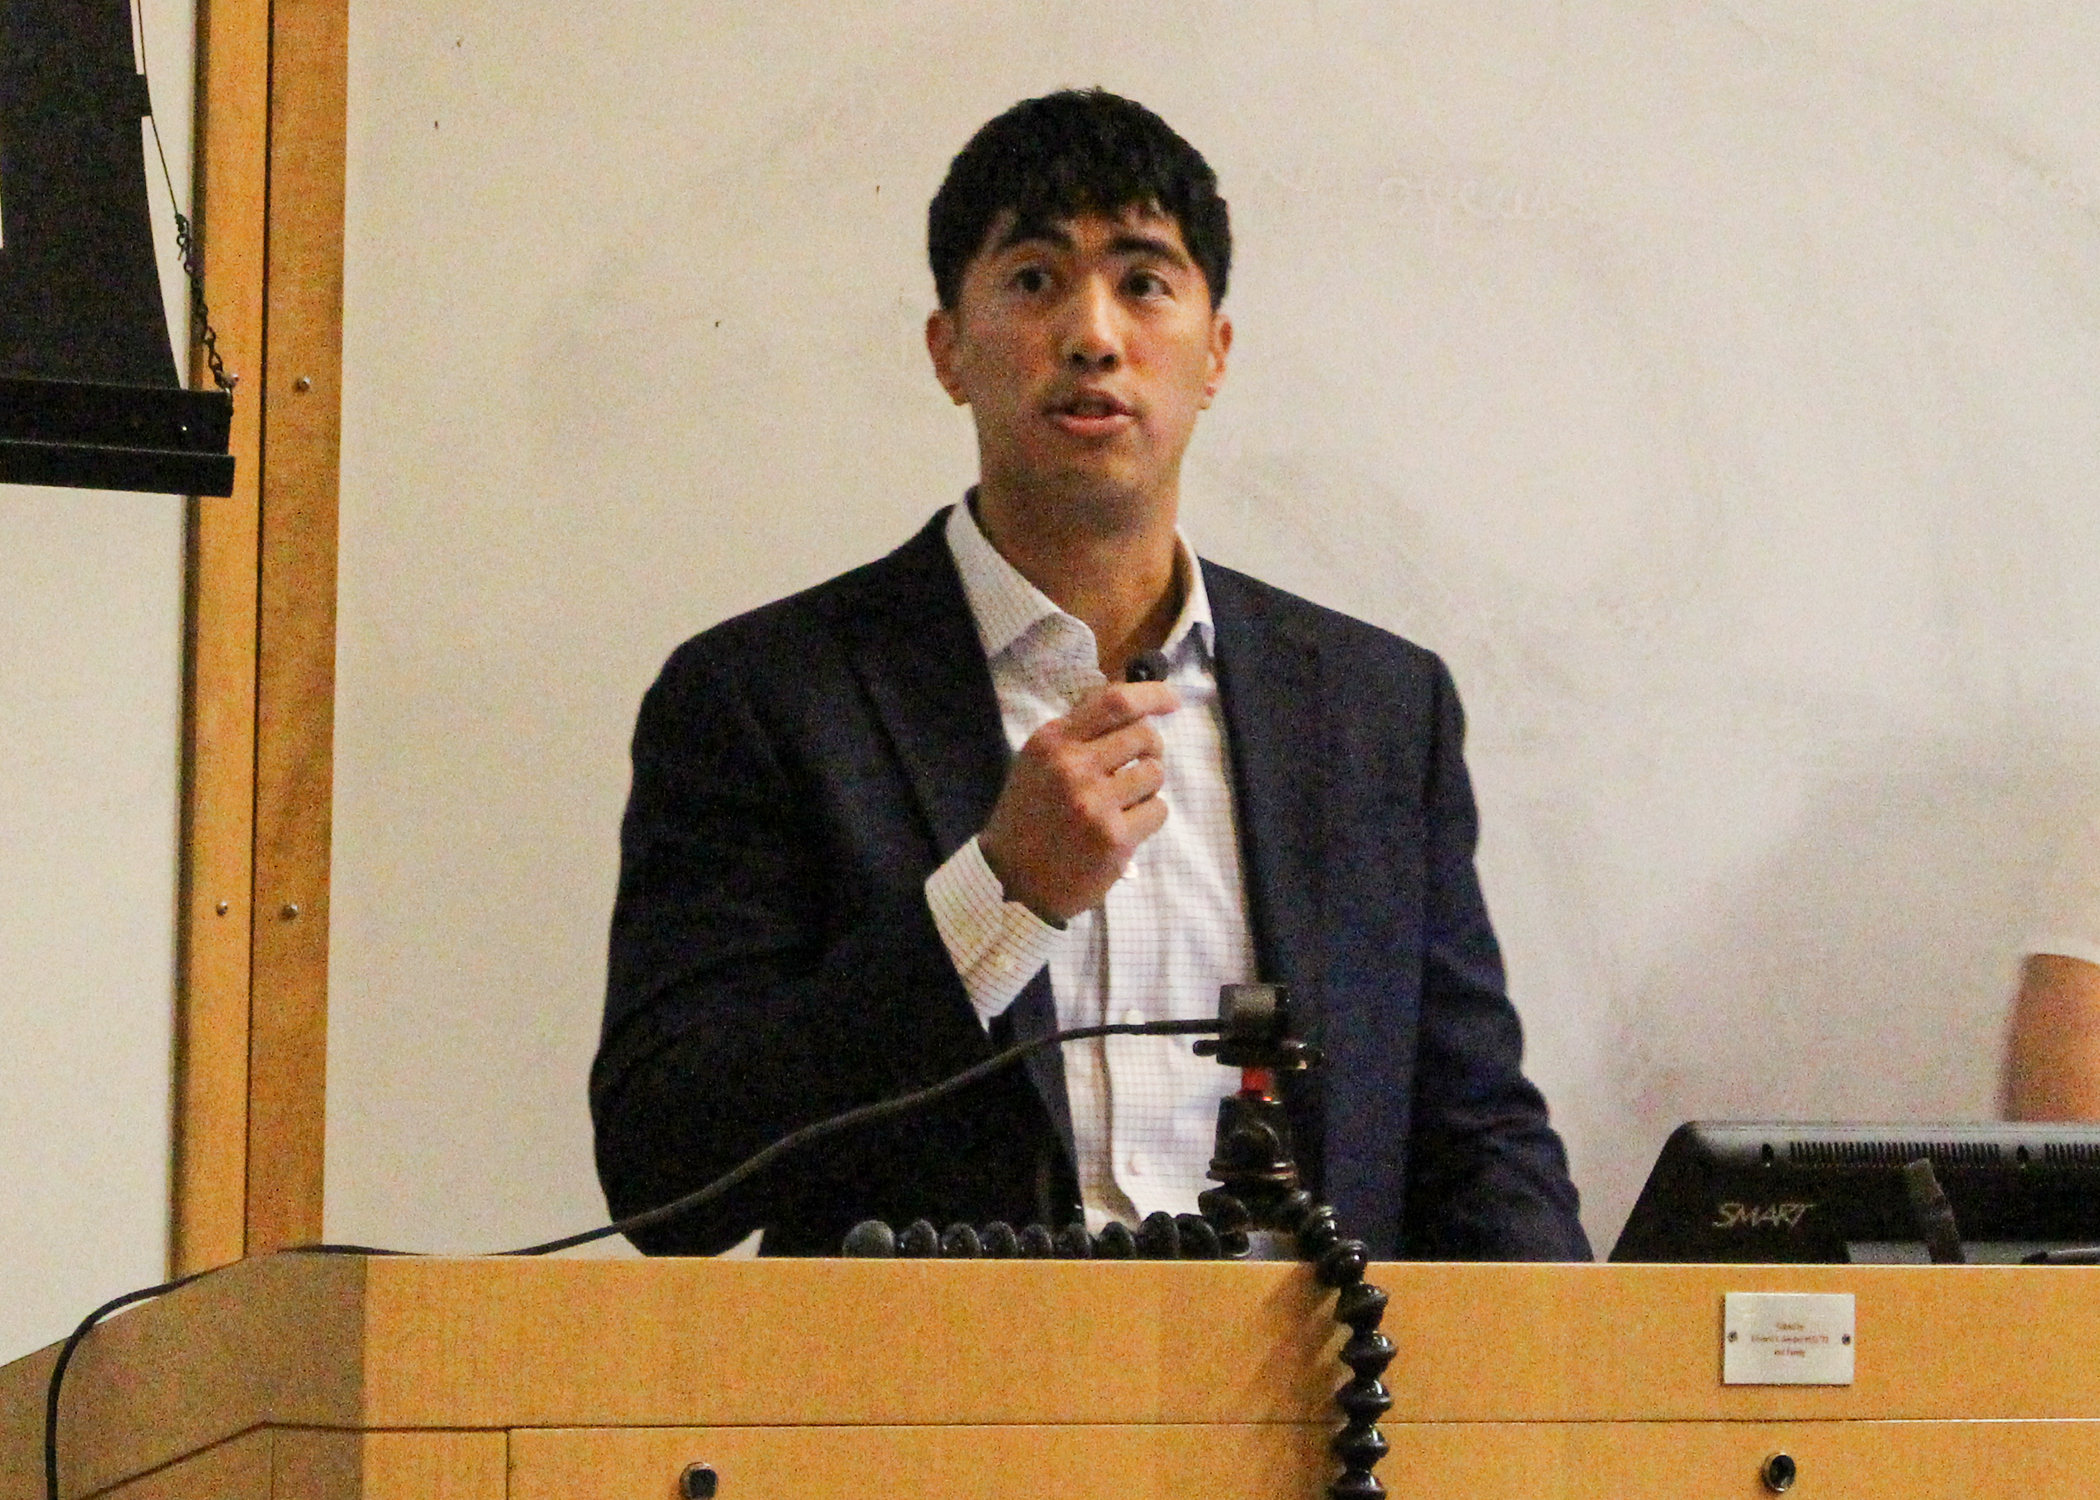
[
  {"xmin": 1399, "ymin": 655, "xmax": 1592, "ymax": 1261},
  {"xmin": 589, "ymin": 633, "xmax": 1021, "ymax": 1255}
]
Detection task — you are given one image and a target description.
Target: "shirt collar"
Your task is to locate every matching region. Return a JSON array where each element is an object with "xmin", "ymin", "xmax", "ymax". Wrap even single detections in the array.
[{"xmin": 944, "ymin": 494, "xmax": 1214, "ymax": 666}]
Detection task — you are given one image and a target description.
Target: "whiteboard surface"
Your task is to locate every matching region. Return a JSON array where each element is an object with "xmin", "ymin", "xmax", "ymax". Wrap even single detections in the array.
[{"xmin": 328, "ymin": 1, "xmax": 2100, "ymax": 1257}]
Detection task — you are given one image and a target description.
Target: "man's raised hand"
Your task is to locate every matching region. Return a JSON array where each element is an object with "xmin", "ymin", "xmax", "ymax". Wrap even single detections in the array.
[{"xmin": 977, "ymin": 681, "xmax": 1180, "ymax": 923}]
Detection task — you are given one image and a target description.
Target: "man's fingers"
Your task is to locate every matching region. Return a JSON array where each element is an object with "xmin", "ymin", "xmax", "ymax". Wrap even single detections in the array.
[
  {"xmin": 1108, "ymin": 753, "xmax": 1167, "ymax": 811},
  {"xmin": 985, "ymin": 678, "xmax": 1178, "ymax": 921},
  {"xmin": 1061, "ymin": 680, "xmax": 1179, "ymax": 740},
  {"xmin": 1079, "ymin": 717, "xmax": 1166, "ymax": 777},
  {"xmin": 1123, "ymin": 791, "xmax": 1169, "ymax": 845}
]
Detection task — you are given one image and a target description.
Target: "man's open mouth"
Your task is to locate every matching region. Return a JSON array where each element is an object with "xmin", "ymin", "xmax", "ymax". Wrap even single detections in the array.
[{"xmin": 1049, "ymin": 391, "xmax": 1135, "ymax": 431}]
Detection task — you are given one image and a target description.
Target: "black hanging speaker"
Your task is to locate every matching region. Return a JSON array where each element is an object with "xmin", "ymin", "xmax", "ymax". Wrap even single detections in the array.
[
  {"xmin": 0, "ymin": 0, "xmax": 236, "ymax": 496},
  {"xmin": 0, "ymin": 375, "xmax": 233, "ymax": 495}
]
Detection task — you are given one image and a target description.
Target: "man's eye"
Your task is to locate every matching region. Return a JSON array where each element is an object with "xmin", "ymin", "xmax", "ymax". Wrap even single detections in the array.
[
  {"xmin": 1127, "ymin": 268, "xmax": 1170, "ymax": 297},
  {"xmin": 1012, "ymin": 267, "xmax": 1050, "ymax": 293}
]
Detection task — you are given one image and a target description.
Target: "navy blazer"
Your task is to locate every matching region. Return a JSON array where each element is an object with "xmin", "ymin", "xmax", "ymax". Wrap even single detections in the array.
[{"xmin": 592, "ymin": 510, "xmax": 1588, "ymax": 1260}]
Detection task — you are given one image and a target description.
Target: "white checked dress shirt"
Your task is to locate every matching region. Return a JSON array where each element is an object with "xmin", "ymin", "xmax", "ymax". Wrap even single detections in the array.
[{"xmin": 925, "ymin": 501, "xmax": 1258, "ymax": 1229}]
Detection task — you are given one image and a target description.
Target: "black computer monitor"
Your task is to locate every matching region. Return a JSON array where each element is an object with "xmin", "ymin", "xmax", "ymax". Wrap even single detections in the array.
[{"xmin": 1610, "ymin": 1121, "xmax": 2100, "ymax": 1263}]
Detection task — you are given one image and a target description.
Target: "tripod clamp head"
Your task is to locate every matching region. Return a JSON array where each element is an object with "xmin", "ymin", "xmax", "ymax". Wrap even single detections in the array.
[
  {"xmin": 1197, "ymin": 984, "xmax": 1323, "ymax": 1226},
  {"xmin": 1193, "ymin": 983, "xmax": 1321, "ymax": 1076}
]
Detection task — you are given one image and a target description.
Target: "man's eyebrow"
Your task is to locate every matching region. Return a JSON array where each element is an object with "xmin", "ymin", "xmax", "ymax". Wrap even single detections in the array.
[
  {"xmin": 987, "ymin": 219, "xmax": 1193, "ymax": 269},
  {"xmin": 992, "ymin": 219, "xmax": 1074, "ymax": 254},
  {"xmin": 1105, "ymin": 231, "xmax": 1192, "ymax": 267}
]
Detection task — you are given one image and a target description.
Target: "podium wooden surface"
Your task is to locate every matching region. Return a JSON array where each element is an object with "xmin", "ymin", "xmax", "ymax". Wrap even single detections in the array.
[{"xmin": 5, "ymin": 1254, "xmax": 2100, "ymax": 1499}]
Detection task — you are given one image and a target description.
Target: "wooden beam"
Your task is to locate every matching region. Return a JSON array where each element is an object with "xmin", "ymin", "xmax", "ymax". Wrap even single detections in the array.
[
  {"xmin": 174, "ymin": 0, "xmax": 347, "ymax": 1268},
  {"xmin": 172, "ymin": 0, "xmax": 268, "ymax": 1278},
  {"xmin": 244, "ymin": 0, "xmax": 348, "ymax": 1257}
]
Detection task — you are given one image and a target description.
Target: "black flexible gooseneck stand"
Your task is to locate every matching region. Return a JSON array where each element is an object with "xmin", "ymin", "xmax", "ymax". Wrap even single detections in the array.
[{"xmin": 842, "ymin": 983, "xmax": 1395, "ymax": 1500}]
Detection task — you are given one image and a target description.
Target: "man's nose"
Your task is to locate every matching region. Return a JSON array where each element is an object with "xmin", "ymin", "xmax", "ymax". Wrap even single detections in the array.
[{"xmin": 1059, "ymin": 278, "xmax": 1123, "ymax": 369}]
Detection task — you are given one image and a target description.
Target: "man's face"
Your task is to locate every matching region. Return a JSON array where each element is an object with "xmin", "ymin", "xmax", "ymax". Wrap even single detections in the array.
[{"xmin": 926, "ymin": 206, "xmax": 1231, "ymax": 531}]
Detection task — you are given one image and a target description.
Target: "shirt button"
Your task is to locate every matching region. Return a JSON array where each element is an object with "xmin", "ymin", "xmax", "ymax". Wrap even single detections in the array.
[
  {"xmin": 994, "ymin": 954, "xmax": 1020, "ymax": 976},
  {"xmin": 1122, "ymin": 1008, "xmax": 1144, "ymax": 1027},
  {"xmin": 1122, "ymin": 861, "xmax": 1140, "ymax": 881}
]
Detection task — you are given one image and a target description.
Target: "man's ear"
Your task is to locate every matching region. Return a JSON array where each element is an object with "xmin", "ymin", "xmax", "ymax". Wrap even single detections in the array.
[
  {"xmin": 926, "ymin": 308, "xmax": 969, "ymax": 407},
  {"xmin": 1201, "ymin": 312, "xmax": 1233, "ymax": 407}
]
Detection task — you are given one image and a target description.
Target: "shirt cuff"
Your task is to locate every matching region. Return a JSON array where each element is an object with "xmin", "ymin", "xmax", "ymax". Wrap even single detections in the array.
[{"xmin": 926, "ymin": 835, "xmax": 1061, "ymax": 1027}]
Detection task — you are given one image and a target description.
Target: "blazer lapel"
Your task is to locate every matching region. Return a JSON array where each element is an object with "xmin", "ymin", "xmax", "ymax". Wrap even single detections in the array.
[
  {"xmin": 843, "ymin": 513, "xmax": 1078, "ymax": 1169},
  {"xmin": 1207, "ymin": 564, "xmax": 1331, "ymax": 1167},
  {"xmin": 844, "ymin": 517, "xmax": 1010, "ymax": 859},
  {"xmin": 992, "ymin": 974, "xmax": 1073, "ymax": 1188}
]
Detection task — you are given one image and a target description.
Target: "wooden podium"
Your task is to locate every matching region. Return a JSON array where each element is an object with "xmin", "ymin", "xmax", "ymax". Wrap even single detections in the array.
[{"xmin": 5, "ymin": 1254, "xmax": 2100, "ymax": 1499}]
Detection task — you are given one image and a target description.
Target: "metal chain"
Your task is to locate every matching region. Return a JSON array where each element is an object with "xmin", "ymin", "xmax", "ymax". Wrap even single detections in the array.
[
  {"xmin": 169, "ymin": 203, "xmax": 236, "ymax": 392},
  {"xmin": 134, "ymin": 0, "xmax": 237, "ymax": 394}
]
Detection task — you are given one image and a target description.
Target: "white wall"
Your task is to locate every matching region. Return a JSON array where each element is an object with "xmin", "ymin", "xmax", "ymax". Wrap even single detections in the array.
[
  {"xmin": 0, "ymin": 494, "xmax": 184, "ymax": 1364},
  {"xmin": 0, "ymin": 0, "xmax": 196, "ymax": 1363},
  {"xmin": 327, "ymin": 1, "xmax": 2100, "ymax": 1257}
]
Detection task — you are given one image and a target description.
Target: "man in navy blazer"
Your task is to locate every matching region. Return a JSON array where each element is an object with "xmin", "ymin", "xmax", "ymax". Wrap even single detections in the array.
[{"xmin": 592, "ymin": 91, "xmax": 1588, "ymax": 1261}]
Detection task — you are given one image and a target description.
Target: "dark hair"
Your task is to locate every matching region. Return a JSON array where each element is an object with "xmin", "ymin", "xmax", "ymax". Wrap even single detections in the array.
[{"xmin": 928, "ymin": 89, "xmax": 1231, "ymax": 310}]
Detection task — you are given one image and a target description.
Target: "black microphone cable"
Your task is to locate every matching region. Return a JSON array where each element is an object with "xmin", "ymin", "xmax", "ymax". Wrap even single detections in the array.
[
  {"xmin": 43, "ymin": 1273, "xmax": 213, "ymax": 1500},
  {"xmin": 509, "ymin": 1016, "xmax": 1216, "ymax": 1255},
  {"xmin": 42, "ymin": 1016, "xmax": 1219, "ymax": 1500}
]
